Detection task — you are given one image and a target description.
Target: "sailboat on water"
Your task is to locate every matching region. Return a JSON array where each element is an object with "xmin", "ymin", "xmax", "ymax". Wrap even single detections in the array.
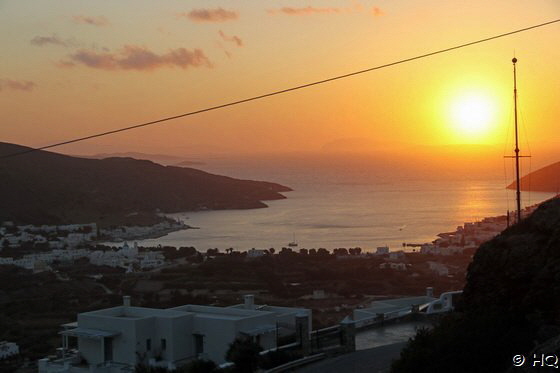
[{"xmin": 288, "ymin": 233, "xmax": 298, "ymax": 247}]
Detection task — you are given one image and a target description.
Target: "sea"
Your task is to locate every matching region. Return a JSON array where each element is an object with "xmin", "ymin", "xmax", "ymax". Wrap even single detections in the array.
[{"xmin": 129, "ymin": 154, "xmax": 556, "ymax": 253}]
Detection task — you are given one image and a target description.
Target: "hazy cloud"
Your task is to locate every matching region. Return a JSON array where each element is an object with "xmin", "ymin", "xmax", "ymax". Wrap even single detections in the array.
[
  {"xmin": 218, "ymin": 31, "xmax": 243, "ymax": 47},
  {"xmin": 268, "ymin": 6, "xmax": 343, "ymax": 15},
  {"xmin": 268, "ymin": 4, "xmax": 384, "ymax": 17},
  {"xmin": 30, "ymin": 35, "xmax": 73, "ymax": 47},
  {"xmin": 65, "ymin": 45, "xmax": 212, "ymax": 71},
  {"xmin": 0, "ymin": 79, "xmax": 36, "ymax": 92},
  {"xmin": 180, "ymin": 8, "xmax": 238, "ymax": 23},
  {"xmin": 72, "ymin": 15, "xmax": 110, "ymax": 27},
  {"xmin": 372, "ymin": 7, "xmax": 384, "ymax": 16}
]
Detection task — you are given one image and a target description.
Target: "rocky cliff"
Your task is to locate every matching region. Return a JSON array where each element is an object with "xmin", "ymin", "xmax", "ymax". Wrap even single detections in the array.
[{"xmin": 392, "ymin": 197, "xmax": 560, "ymax": 372}]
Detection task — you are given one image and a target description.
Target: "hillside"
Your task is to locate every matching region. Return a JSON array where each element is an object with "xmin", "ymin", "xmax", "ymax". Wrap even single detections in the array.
[
  {"xmin": 392, "ymin": 196, "xmax": 560, "ymax": 372},
  {"xmin": 79, "ymin": 152, "xmax": 204, "ymax": 167},
  {"xmin": 508, "ymin": 161, "xmax": 560, "ymax": 193},
  {"xmin": 0, "ymin": 142, "xmax": 291, "ymax": 226}
]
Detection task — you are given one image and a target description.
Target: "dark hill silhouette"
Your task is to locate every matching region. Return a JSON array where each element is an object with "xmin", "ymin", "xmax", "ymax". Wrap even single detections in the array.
[
  {"xmin": 508, "ymin": 161, "xmax": 560, "ymax": 193},
  {"xmin": 392, "ymin": 196, "xmax": 560, "ymax": 373},
  {"xmin": 0, "ymin": 142, "xmax": 291, "ymax": 226},
  {"xmin": 79, "ymin": 151, "xmax": 204, "ymax": 167}
]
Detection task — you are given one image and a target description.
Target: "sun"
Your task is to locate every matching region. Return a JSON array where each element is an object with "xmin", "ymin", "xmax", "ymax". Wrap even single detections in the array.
[{"xmin": 449, "ymin": 93, "xmax": 496, "ymax": 140}]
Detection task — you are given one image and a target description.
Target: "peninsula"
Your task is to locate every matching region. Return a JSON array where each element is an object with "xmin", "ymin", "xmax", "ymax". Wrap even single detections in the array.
[
  {"xmin": 0, "ymin": 142, "xmax": 291, "ymax": 227},
  {"xmin": 507, "ymin": 160, "xmax": 560, "ymax": 193}
]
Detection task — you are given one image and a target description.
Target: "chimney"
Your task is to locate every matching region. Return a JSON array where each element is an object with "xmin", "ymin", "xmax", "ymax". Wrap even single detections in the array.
[
  {"xmin": 426, "ymin": 287, "xmax": 434, "ymax": 298},
  {"xmin": 123, "ymin": 295, "xmax": 131, "ymax": 307},
  {"xmin": 243, "ymin": 295, "xmax": 254, "ymax": 309}
]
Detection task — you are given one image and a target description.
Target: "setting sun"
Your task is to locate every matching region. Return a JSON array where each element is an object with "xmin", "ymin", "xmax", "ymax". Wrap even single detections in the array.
[{"xmin": 450, "ymin": 93, "xmax": 496, "ymax": 139}]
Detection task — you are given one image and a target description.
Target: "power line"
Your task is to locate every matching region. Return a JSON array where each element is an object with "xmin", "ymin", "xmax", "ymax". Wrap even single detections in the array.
[{"xmin": 2, "ymin": 18, "xmax": 559, "ymax": 160}]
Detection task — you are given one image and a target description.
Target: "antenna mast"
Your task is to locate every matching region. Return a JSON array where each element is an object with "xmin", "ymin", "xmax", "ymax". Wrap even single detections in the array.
[{"xmin": 512, "ymin": 57, "xmax": 522, "ymax": 223}]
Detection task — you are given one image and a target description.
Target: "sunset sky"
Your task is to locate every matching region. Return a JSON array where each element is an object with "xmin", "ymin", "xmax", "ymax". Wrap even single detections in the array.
[{"xmin": 1, "ymin": 0, "xmax": 559, "ymax": 168}]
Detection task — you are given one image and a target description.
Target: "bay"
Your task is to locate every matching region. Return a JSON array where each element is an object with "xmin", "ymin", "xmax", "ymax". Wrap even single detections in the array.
[{"xmin": 130, "ymin": 155, "xmax": 556, "ymax": 252}]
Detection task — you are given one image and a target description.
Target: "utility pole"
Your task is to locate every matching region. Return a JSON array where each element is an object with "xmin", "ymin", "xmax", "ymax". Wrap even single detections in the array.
[
  {"xmin": 505, "ymin": 57, "xmax": 530, "ymax": 224},
  {"xmin": 513, "ymin": 57, "xmax": 522, "ymax": 224}
]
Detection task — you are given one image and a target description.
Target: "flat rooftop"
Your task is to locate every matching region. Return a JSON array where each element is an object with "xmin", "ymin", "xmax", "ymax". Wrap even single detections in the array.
[
  {"xmin": 228, "ymin": 304, "xmax": 309, "ymax": 316},
  {"xmin": 169, "ymin": 304, "xmax": 274, "ymax": 320},
  {"xmin": 355, "ymin": 296, "xmax": 436, "ymax": 318},
  {"xmin": 83, "ymin": 306, "xmax": 188, "ymax": 320}
]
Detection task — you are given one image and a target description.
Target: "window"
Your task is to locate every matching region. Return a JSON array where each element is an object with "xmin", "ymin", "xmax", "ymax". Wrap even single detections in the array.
[
  {"xmin": 194, "ymin": 334, "xmax": 204, "ymax": 355},
  {"xmin": 146, "ymin": 339, "xmax": 151, "ymax": 351},
  {"xmin": 161, "ymin": 338, "xmax": 166, "ymax": 351}
]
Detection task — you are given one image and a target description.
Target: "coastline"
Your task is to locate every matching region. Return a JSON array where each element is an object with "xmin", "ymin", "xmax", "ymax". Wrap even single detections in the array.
[
  {"xmin": 121, "ymin": 196, "xmax": 559, "ymax": 253},
  {"xmin": 98, "ymin": 222, "xmax": 199, "ymax": 244}
]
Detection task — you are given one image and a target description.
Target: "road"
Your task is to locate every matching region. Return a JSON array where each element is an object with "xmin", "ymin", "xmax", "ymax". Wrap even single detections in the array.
[{"xmin": 295, "ymin": 342, "xmax": 407, "ymax": 373}]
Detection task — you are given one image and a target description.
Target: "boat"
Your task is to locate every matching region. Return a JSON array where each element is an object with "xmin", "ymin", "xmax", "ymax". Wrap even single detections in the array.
[{"xmin": 288, "ymin": 233, "xmax": 298, "ymax": 247}]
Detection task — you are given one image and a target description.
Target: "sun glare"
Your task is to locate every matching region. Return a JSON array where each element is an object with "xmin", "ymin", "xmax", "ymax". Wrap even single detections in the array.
[{"xmin": 448, "ymin": 93, "xmax": 497, "ymax": 141}]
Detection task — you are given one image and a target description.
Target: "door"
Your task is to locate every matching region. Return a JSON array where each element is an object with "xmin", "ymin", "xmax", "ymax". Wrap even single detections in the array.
[{"xmin": 104, "ymin": 337, "xmax": 113, "ymax": 362}]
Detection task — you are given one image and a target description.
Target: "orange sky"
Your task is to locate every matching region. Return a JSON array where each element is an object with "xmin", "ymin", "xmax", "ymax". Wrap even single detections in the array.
[{"xmin": 1, "ymin": 0, "xmax": 559, "ymax": 170}]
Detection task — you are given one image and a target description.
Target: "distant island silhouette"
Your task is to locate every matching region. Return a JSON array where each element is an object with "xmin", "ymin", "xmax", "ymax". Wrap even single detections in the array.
[
  {"xmin": 79, "ymin": 151, "xmax": 205, "ymax": 167},
  {"xmin": 507, "ymin": 161, "xmax": 560, "ymax": 193}
]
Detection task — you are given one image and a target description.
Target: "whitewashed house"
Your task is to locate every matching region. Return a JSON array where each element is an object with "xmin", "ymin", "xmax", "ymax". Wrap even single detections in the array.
[
  {"xmin": 38, "ymin": 296, "xmax": 311, "ymax": 373},
  {"xmin": 246, "ymin": 248, "xmax": 267, "ymax": 258},
  {"xmin": 0, "ymin": 341, "xmax": 19, "ymax": 360},
  {"xmin": 427, "ymin": 261, "xmax": 449, "ymax": 276},
  {"xmin": 388, "ymin": 251, "xmax": 405, "ymax": 261},
  {"xmin": 375, "ymin": 246, "xmax": 389, "ymax": 255},
  {"xmin": 379, "ymin": 262, "xmax": 407, "ymax": 271}
]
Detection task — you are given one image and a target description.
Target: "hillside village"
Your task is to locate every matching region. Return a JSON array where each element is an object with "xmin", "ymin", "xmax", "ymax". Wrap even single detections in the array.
[
  {"xmin": 0, "ymin": 201, "xmax": 548, "ymax": 372},
  {"xmin": 1, "ymin": 202, "xmax": 540, "ymax": 274}
]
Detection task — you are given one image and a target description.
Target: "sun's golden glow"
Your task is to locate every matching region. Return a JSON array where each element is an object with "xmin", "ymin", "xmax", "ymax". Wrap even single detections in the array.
[{"xmin": 448, "ymin": 92, "xmax": 497, "ymax": 141}]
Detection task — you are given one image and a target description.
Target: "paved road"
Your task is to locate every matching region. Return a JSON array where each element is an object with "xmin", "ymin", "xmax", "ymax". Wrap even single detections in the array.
[{"xmin": 295, "ymin": 342, "xmax": 407, "ymax": 373}]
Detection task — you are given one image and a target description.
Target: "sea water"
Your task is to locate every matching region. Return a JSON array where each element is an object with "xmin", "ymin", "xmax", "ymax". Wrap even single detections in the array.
[{"xmin": 131, "ymin": 155, "xmax": 556, "ymax": 252}]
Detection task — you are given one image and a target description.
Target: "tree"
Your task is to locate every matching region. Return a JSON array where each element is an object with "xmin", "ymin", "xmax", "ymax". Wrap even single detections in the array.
[
  {"xmin": 317, "ymin": 248, "xmax": 329, "ymax": 256},
  {"xmin": 225, "ymin": 337, "xmax": 262, "ymax": 373},
  {"xmin": 176, "ymin": 359, "xmax": 217, "ymax": 373}
]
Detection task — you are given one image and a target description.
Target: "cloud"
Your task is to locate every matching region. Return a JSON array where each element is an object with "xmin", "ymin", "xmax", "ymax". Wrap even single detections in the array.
[
  {"xmin": 72, "ymin": 15, "xmax": 110, "ymax": 27},
  {"xmin": 268, "ymin": 4, "xmax": 385, "ymax": 17},
  {"xmin": 0, "ymin": 79, "xmax": 36, "ymax": 92},
  {"xmin": 180, "ymin": 8, "xmax": 238, "ymax": 23},
  {"xmin": 268, "ymin": 6, "xmax": 344, "ymax": 15},
  {"xmin": 30, "ymin": 35, "xmax": 73, "ymax": 47},
  {"xmin": 218, "ymin": 31, "xmax": 243, "ymax": 47},
  {"xmin": 372, "ymin": 7, "xmax": 384, "ymax": 16},
  {"xmin": 65, "ymin": 45, "xmax": 213, "ymax": 71}
]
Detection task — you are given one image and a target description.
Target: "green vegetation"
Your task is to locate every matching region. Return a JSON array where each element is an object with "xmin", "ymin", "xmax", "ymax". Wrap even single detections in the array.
[{"xmin": 225, "ymin": 337, "xmax": 262, "ymax": 373}]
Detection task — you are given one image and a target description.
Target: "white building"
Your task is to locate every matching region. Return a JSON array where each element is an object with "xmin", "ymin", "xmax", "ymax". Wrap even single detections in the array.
[
  {"xmin": 352, "ymin": 289, "xmax": 463, "ymax": 328},
  {"xmin": 379, "ymin": 262, "xmax": 407, "ymax": 271},
  {"xmin": 0, "ymin": 257, "xmax": 14, "ymax": 265},
  {"xmin": 139, "ymin": 251, "xmax": 165, "ymax": 269},
  {"xmin": 228, "ymin": 295, "xmax": 312, "ymax": 337},
  {"xmin": 388, "ymin": 251, "xmax": 405, "ymax": 260},
  {"xmin": 0, "ymin": 341, "xmax": 19, "ymax": 360},
  {"xmin": 420, "ymin": 244, "xmax": 439, "ymax": 255},
  {"xmin": 375, "ymin": 246, "xmax": 389, "ymax": 255},
  {"xmin": 427, "ymin": 261, "xmax": 449, "ymax": 276},
  {"xmin": 38, "ymin": 296, "xmax": 311, "ymax": 373},
  {"xmin": 246, "ymin": 248, "xmax": 267, "ymax": 258}
]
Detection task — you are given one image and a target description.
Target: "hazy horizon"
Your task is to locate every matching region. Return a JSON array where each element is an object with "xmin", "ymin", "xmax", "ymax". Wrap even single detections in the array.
[{"xmin": 2, "ymin": 0, "xmax": 559, "ymax": 165}]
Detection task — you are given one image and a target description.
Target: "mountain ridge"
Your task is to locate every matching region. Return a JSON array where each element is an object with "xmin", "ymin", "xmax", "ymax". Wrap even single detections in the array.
[{"xmin": 0, "ymin": 142, "xmax": 291, "ymax": 226}]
